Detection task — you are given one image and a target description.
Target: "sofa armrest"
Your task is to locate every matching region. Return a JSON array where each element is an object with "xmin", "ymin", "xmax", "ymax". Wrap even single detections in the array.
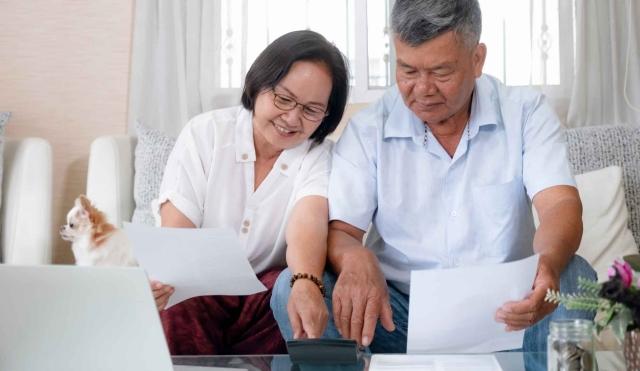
[
  {"xmin": 86, "ymin": 135, "xmax": 137, "ymax": 227},
  {"xmin": 1, "ymin": 138, "xmax": 52, "ymax": 264}
]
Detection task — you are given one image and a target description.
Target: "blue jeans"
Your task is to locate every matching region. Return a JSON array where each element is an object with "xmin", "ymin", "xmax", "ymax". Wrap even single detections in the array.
[{"xmin": 270, "ymin": 255, "xmax": 596, "ymax": 353}]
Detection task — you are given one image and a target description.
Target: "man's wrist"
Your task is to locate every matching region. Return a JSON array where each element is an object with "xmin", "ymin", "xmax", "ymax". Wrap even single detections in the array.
[{"xmin": 341, "ymin": 246, "xmax": 373, "ymax": 266}]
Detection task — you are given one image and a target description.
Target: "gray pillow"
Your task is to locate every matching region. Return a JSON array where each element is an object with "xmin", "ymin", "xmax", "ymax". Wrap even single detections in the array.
[
  {"xmin": 132, "ymin": 121, "xmax": 176, "ymax": 225},
  {"xmin": 0, "ymin": 112, "xmax": 10, "ymax": 213}
]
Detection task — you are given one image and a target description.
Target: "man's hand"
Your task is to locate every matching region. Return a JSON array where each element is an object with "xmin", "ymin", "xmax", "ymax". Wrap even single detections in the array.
[
  {"xmin": 332, "ymin": 248, "xmax": 395, "ymax": 346},
  {"xmin": 288, "ymin": 279, "xmax": 329, "ymax": 339},
  {"xmin": 496, "ymin": 259, "xmax": 559, "ymax": 331},
  {"xmin": 496, "ymin": 185, "xmax": 582, "ymax": 331}
]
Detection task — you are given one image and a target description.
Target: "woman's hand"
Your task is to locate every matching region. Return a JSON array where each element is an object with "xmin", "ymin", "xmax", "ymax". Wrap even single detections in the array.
[
  {"xmin": 288, "ymin": 278, "xmax": 329, "ymax": 339},
  {"xmin": 150, "ymin": 280, "xmax": 175, "ymax": 311}
]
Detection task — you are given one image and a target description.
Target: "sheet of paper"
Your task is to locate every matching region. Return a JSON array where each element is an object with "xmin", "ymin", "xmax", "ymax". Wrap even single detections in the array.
[
  {"xmin": 173, "ymin": 366, "xmax": 247, "ymax": 371},
  {"xmin": 124, "ymin": 223, "xmax": 267, "ymax": 308},
  {"xmin": 407, "ymin": 254, "xmax": 539, "ymax": 353},
  {"xmin": 370, "ymin": 354, "xmax": 503, "ymax": 371}
]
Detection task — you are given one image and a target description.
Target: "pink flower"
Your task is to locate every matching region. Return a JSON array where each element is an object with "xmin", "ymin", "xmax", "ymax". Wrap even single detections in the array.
[{"xmin": 608, "ymin": 259, "xmax": 634, "ymax": 288}]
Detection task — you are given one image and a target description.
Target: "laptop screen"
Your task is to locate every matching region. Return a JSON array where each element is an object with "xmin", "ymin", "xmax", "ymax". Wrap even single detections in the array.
[{"xmin": 0, "ymin": 265, "xmax": 173, "ymax": 371}]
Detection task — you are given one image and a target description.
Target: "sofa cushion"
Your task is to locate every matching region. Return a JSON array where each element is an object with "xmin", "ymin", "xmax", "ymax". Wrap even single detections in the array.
[
  {"xmin": 132, "ymin": 122, "xmax": 176, "ymax": 225},
  {"xmin": 566, "ymin": 125, "xmax": 640, "ymax": 248},
  {"xmin": 532, "ymin": 166, "xmax": 637, "ymax": 281},
  {"xmin": 0, "ymin": 112, "xmax": 10, "ymax": 214},
  {"xmin": 574, "ymin": 166, "xmax": 637, "ymax": 281}
]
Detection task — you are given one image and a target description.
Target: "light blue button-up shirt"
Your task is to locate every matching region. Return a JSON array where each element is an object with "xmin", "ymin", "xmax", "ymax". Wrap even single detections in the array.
[{"xmin": 329, "ymin": 74, "xmax": 575, "ymax": 294}]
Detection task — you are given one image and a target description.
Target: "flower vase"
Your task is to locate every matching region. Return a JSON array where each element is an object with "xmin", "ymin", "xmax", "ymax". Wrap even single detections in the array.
[{"xmin": 625, "ymin": 329, "xmax": 640, "ymax": 371}]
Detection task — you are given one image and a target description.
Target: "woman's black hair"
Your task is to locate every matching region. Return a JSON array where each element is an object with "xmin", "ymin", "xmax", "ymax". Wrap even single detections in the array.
[{"xmin": 241, "ymin": 30, "xmax": 349, "ymax": 143}]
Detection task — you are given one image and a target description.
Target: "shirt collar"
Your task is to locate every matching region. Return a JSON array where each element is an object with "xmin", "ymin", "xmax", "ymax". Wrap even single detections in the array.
[
  {"xmin": 234, "ymin": 106, "xmax": 311, "ymax": 177},
  {"xmin": 383, "ymin": 86, "xmax": 425, "ymax": 144},
  {"xmin": 382, "ymin": 75, "xmax": 502, "ymax": 142},
  {"xmin": 468, "ymin": 74, "xmax": 502, "ymax": 139},
  {"xmin": 235, "ymin": 107, "xmax": 256, "ymax": 162}
]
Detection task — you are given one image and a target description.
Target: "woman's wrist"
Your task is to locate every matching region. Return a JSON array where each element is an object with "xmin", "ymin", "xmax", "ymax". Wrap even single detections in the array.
[{"xmin": 290, "ymin": 272, "xmax": 326, "ymax": 297}]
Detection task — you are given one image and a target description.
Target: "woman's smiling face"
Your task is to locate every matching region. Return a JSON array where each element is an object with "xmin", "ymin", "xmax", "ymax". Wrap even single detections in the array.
[{"xmin": 252, "ymin": 60, "xmax": 333, "ymax": 153}]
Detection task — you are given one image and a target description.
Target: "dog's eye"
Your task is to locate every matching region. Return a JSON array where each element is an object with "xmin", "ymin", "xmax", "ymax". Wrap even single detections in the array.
[{"xmin": 69, "ymin": 223, "xmax": 75, "ymax": 228}]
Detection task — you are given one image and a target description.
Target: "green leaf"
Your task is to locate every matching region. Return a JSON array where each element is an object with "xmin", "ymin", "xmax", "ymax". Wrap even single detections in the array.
[
  {"xmin": 544, "ymin": 289, "xmax": 601, "ymax": 311},
  {"xmin": 623, "ymin": 254, "xmax": 640, "ymax": 271},
  {"xmin": 577, "ymin": 277, "xmax": 602, "ymax": 295},
  {"xmin": 611, "ymin": 307, "xmax": 633, "ymax": 341}
]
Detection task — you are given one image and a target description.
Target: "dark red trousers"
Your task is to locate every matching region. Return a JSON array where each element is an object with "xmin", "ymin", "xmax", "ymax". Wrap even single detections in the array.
[{"xmin": 160, "ymin": 268, "xmax": 287, "ymax": 355}]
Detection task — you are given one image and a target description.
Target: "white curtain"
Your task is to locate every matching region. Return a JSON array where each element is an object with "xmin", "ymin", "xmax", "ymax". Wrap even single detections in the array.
[
  {"xmin": 567, "ymin": 0, "xmax": 640, "ymax": 127},
  {"xmin": 128, "ymin": 0, "xmax": 245, "ymax": 137}
]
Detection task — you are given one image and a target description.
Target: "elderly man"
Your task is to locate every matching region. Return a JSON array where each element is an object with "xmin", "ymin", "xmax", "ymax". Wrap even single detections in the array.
[{"xmin": 271, "ymin": 0, "xmax": 594, "ymax": 352}]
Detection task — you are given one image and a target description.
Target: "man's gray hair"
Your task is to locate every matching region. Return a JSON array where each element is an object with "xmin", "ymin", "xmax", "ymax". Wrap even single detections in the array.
[{"xmin": 391, "ymin": 0, "xmax": 482, "ymax": 48}]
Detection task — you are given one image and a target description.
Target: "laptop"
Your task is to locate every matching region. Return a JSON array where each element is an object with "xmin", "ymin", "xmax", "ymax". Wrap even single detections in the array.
[{"xmin": 0, "ymin": 264, "xmax": 173, "ymax": 371}]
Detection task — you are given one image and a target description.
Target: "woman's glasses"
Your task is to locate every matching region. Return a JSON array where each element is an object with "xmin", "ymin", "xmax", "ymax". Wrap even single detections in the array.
[{"xmin": 272, "ymin": 91, "xmax": 328, "ymax": 122}]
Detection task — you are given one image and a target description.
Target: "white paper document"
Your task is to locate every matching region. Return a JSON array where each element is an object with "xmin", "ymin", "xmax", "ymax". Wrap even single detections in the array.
[
  {"xmin": 407, "ymin": 254, "xmax": 539, "ymax": 353},
  {"xmin": 173, "ymin": 366, "xmax": 247, "ymax": 371},
  {"xmin": 124, "ymin": 223, "xmax": 267, "ymax": 308},
  {"xmin": 370, "ymin": 354, "xmax": 503, "ymax": 371}
]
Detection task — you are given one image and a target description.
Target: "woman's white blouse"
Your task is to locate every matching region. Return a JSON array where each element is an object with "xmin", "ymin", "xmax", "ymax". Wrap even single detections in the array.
[{"xmin": 157, "ymin": 106, "xmax": 332, "ymax": 274}]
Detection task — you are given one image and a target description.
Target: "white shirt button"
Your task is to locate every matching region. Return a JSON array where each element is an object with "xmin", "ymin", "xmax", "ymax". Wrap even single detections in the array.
[
  {"xmin": 241, "ymin": 227, "xmax": 249, "ymax": 234},
  {"xmin": 451, "ymin": 210, "xmax": 457, "ymax": 217},
  {"xmin": 280, "ymin": 163, "xmax": 288, "ymax": 171},
  {"xmin": 243, "ymin": 220, "xmax": 250, "ymax": 227},
  {"xmin": 241, "ymin": 153, "xmax": 248, "ymax": 160}
]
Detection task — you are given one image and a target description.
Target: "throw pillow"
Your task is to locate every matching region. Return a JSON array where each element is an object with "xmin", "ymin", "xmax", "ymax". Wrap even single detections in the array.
[
  {"xmin": 575, "ymin": 166, "xmax": 638, "ymax": 281},
  {"xmin": 132, "ymin": 121, "xmax": 176, "ymax": 226},
  {"xmin": 0, "ymin": 112, "xmax": 10, "ymax": 213},
  {"xmin": 534, "ymin": 166, "xmax": 637, "ymax": 281}
]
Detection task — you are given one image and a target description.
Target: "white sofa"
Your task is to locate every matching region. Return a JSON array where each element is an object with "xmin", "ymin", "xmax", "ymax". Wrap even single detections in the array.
[
  {"xmin": 1, "ymin": 138, "xmax": 53, "ymax": 264},
  {"xmin": 86, "ymin": 135, "xmax": 137, "ymax": 227}
]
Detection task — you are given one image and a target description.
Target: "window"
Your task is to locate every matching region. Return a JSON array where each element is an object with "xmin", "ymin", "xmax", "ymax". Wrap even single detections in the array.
[
  {"xmin": 218, "ymin": 0, "xmax": 573, "ymax": 103},
  {"xmin": 219, "ymin": 0, "xmax": 354, "ymax": 88},
  {"xmin": 218, "ymin": 0, "xmax": 380, "ymax": 102},
  {"xmin": 479, "ymin": 0, "xmax": 574, "ymax": 93}
]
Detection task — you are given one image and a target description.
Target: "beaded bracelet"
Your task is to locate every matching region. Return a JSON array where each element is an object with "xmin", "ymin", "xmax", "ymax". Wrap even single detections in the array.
[{"xmin": 289, "ymin": 272, "xmax": 326, "ymax": 297}]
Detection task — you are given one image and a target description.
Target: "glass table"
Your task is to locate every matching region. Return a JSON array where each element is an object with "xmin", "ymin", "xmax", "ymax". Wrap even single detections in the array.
[{"xmin": 173, "ymin": 351, "xmax": 625, "ymax": 370}]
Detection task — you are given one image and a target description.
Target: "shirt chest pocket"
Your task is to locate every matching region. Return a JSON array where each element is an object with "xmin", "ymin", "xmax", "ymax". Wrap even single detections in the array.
[{"xmin": 471, "ymin": 177, "xmax": 528, "ymax": 256}]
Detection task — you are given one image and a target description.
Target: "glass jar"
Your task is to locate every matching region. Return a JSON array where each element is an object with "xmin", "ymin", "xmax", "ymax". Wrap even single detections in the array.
[{"xmin": 547, "ymin": 319, "xmax": 595, "ymax": 371}]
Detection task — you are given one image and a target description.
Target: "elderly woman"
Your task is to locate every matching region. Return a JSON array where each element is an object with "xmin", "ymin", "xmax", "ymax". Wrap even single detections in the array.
[{"xmin": 151, "ymin": 30, "xmax": 348, "ymax": 355}]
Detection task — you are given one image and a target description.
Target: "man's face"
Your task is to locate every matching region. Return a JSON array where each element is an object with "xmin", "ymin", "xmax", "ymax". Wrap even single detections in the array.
[{"xmin": 395, "ymin": 31, "xmax": 486, "ymax": 126}]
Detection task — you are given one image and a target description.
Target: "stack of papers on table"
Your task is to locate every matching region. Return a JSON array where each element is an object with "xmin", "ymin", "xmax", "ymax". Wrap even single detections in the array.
[
  {"xmin": 370, "ymin": 354, "xmax": 503, "ymax": 371},
  {"xmin": 173, "ymin": 366, "xmax": 247, "ymax": 371}
]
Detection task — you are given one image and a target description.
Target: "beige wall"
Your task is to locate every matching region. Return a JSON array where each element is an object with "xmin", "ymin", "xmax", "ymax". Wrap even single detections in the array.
[{"xmin": 0, "ymin": 0, "xmax": 134, "ymax": 263}]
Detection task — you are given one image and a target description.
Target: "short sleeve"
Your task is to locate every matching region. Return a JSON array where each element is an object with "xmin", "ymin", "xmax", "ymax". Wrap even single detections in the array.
[
  {"xmin": 522, "ymin": 94, "xmax": 576, "ymax": 199},
  {"xmin": 294, "ymin": 142, "xmax": 332, "ymax": 202},
  {"xmin": 328, "ymin": 118, "xmax": 378, "ymax": 231},
  {"xmin": 157, "ymin": 118, "xmax": 211, "ymax": 227}
]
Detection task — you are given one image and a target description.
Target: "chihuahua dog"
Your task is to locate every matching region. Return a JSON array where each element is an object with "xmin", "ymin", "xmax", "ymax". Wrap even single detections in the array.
[{"xmin": 60, "ymin": 195, "xmax": 136, "ymax": 266}]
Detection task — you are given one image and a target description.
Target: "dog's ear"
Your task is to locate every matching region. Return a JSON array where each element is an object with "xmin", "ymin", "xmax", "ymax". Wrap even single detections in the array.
[
  {"xmin": 73, "ymin": 195, "xmax": 90, "ymax": 219},
  {"xmin": 78, "ymin": 195, "xmax": 92, "ymax": 210}
]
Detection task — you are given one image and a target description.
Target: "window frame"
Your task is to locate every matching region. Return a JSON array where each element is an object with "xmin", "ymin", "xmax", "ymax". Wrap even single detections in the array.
[
  {"xmin": 212, "ymin": 0, "xmax": 574, "ymax": 108},
  {"xmin": 349, "ymin": 0, "xmax": 391, "ymax": 103}
]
